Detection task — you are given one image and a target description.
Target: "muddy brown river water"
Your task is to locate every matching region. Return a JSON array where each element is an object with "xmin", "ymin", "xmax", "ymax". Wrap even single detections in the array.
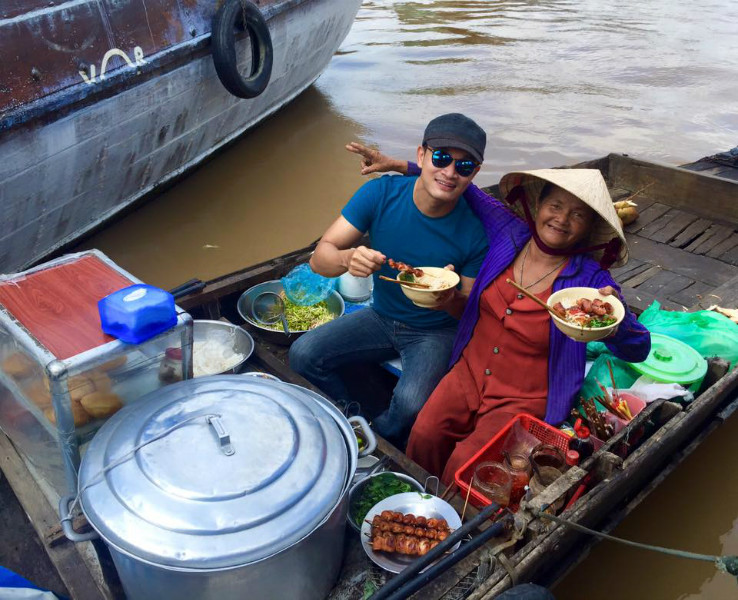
[{"xmin": 77, "ymin": 1, "xmax": 738, "ymax": 597}]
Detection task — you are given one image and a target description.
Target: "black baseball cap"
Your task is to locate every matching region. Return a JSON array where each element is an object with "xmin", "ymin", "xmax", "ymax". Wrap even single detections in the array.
[{"xmin": 422, "ymin": 113, "xmax": 486, "ymax": 163}]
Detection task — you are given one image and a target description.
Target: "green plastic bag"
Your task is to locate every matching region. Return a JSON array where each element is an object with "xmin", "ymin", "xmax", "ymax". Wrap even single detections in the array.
[
  {"xmin": 638, "ymin": 301, "xmax": 738, "ymax": 370},
  {"xmin": 580, "ymin": 354, "xmax": 639, "ymax": 407}
]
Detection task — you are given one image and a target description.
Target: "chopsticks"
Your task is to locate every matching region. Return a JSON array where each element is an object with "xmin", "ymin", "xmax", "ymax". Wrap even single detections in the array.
[
  {"xmin": 505, "ymin": 279, "xmax": 561, "ymax": 318},
  {"xmin": 379, "ymin": 275, "xmax": 431, "ymax": 289}
]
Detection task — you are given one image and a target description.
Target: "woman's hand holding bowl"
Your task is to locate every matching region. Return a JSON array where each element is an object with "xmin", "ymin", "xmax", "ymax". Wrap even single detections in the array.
[{"xmin": 596, "ymin": 286, "xmax": 620, "ymax": 338}]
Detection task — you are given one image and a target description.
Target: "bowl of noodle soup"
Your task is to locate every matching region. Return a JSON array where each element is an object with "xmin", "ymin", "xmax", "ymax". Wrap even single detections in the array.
[
  {"xmin": 397, "ymin": 267, "xmax": 460, "ymax": 308},
  {"xmin": 546, "ymin": 287, "xmax": 625, "ymax": 342}
]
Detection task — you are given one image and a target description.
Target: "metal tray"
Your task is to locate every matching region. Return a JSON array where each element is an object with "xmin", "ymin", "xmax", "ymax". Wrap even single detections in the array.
[{"xmin": 360, "ymin": 492, "xmax": 461, "ymax": 574}]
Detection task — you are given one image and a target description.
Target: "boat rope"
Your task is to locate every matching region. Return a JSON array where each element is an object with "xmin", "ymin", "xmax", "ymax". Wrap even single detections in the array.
[{"xmin": 536, "ymin": 508, "xmax": 738, "ymax": 580}]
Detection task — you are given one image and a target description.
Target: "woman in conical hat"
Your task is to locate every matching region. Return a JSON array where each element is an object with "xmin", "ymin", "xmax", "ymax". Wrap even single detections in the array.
[{"xmin": 346, "ymin": 143, "xmax": 650, "ymax": 483}]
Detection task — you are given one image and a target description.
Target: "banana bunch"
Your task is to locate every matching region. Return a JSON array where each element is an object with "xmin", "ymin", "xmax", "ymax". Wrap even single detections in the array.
[{"xmin": 614, "ymin": 200, "xmax": 639, "ymax": 226}]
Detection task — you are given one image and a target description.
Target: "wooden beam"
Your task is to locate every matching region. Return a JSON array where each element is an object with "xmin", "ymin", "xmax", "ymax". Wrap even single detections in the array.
[
  {"xmin": 608, "ymin": 154, "xmax": 738, "ymax": 223},
  {"xmin": 0, "ymin": 433, "xmax": 114, "ymax": 600}
]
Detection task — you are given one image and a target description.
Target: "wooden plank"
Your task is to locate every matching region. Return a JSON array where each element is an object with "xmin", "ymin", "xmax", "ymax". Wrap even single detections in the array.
[
  {"xmin": 687, "ymin": 224, "xmax": 736, "ymax": 255},
  {"xmin": 647, "ymin": 210, "xmax": 700, "ymax": 244},
  {"xmin": 637, "ymin": 211, "xmax": 679, "ymax": 240},
  {"xmin": 0, "ymin": 433, "xmax": 113, "ymax": 599},
  {"xmin": 625, "ymin": 202, "xmax": 670, "ymax": 234},
  {"xmin": 667, "ymin": 281, "xmax": 713, "ymax": 309},
  {"xmin": 610, "ymin": 259, "xmax": 649, "ymax": 283},
  {"xmin": 627, "ymin": 235, "xmax": 738, "ymax": 287},
  {"xmin": 620, "ymin": 286, "xmax": 682, "ymax": 313},
  {"xmin": 669, "ymin": 218, "xmax": 713, "ymax": 248},
  {"xmin": 608, "ymin": 187, "xmax": 632, "ymax": 202},
  {"xmin": 634, "ymin": 270, "xmax": 693, "ymax": 299},
  {"xmin": 608, "ymin": 154, "xmax": 738, "ymax": 223},
  {"xmin": 620, "ymin": 265, "xmax": 661, "ymax": 288},
  {"xmin": 707, "ymin": 235, "xmax": 738, "ymax": 259},
  {"xmin": 691, "ymin": 274, "xmax": 738, "ymax": 309},
  {"xmin": 720, "ymin": 244, "xmax": 738, "ymax": 266}
]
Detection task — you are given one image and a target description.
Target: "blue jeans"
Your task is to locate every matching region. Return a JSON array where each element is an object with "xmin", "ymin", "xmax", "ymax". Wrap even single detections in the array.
[{"xmin": 288, "ymin": 308, "xmax": 457, "ymax": 445}]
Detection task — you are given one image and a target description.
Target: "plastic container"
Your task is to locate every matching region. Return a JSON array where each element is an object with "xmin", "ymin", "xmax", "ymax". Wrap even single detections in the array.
[
  {"xmin": 629, "ymin": 333, "xmax": 708, "ymax": 391},
  {"xmin": 337, "ymin": 272, "xmax": 373, "ymax": 303},
  {"xmin": 99, "ymin": 284, "xmax": 177, "ymax": 344},
  {"xmin": 455, "ymin": 414, "xmax": 570, "ymax": 510}
]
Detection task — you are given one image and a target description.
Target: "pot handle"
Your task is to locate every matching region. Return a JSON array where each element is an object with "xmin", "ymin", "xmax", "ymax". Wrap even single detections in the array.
[
  {"xmin": 59, "ymin": 495, "xmax": 98, "ymax": 542},
  {"xmin": 424, "ymin": 476, "xmax": 440, "ymax": 496},
  {"xmin": 348, "ymin": 415, "xmax": 376, "ymax": 457}
]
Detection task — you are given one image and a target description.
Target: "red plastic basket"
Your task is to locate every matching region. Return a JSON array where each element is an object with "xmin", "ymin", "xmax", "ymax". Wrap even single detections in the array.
[{"xmin": 454, "ymin": 414, "xmax": 571, "ymax": 509}]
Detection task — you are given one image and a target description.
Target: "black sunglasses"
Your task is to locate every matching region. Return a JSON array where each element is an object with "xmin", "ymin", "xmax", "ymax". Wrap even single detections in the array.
[{"xmin": 426, "ymin": 147, "xmax": 478, "ymax": 177}]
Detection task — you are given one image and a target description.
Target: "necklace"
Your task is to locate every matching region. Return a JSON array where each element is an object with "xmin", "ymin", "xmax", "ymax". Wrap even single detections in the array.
[{"xmin": 517, "ymin": 243, "xmax": 567, "ymax": 298}]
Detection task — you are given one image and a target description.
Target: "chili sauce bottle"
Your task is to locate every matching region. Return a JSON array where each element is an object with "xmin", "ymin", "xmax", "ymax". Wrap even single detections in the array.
[{"xmin": 569, "ymin": 418, "xmax": 594, "ymax": 461}]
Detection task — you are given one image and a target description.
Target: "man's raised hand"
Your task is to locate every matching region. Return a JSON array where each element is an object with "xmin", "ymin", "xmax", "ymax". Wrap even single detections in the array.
[
  {"xmin": 348, "ymin": 245, "xmax": 386, "ymax": 277},
  {"xmin": 345, "ymin": 142, "xmax": 407, "ymax": 176}
]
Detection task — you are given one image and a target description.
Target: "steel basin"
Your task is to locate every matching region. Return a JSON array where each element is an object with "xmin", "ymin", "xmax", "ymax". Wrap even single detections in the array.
[
  {"xmin": 192, "ymin": 320, "xmax": 254, "ymax": 376},
  {"xmin": 236, "ymin": 280, "xmax": 345, "ymax": 346}
]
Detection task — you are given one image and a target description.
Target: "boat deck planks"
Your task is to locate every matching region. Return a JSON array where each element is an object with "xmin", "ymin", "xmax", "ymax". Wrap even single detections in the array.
[{"xmin": 582, "ymin": 154, "xmax": 738, "ymax": 311}]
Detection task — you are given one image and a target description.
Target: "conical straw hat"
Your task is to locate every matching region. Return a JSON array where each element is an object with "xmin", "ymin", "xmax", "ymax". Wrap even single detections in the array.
[{"xmin": 499, "ymin": 169, "xmax": 628, "ymax": 268}]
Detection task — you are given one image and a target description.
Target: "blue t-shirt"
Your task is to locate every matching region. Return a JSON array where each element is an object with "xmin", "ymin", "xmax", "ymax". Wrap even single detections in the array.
[{"xmin": 342, "ymin": 175, "xmax": 488, "ymax": 329}]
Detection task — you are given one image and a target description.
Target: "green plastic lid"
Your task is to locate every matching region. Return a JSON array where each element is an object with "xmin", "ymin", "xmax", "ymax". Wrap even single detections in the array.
[{"xmin": 629, "ymin": 333, "xmax": 707, "ymax": 385}]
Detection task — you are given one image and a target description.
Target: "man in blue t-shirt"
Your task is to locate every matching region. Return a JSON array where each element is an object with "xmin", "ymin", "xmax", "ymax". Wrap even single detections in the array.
[{"xmin": 289, "ymin": 113, "xmax": 489, "ymax": 446}]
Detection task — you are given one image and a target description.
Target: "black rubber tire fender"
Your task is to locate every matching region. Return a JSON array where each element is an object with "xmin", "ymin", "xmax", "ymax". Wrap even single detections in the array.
[{"xmin": 211, "ymin": 0, "xmax": 273, "ymax": 98}]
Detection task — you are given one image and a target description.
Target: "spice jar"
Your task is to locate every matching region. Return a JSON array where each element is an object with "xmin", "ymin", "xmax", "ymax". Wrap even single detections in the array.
[
  {"xmin": 473, "ymin": 461, "xmax": 512, "ymax": 508},
  {"xmin": 530, "ymin": 443, "xmax": 566, "ymax": 472},
  {"xmin": 159, "ymin": 347, "xmax": 183, "ymax": 383},
  {"xmin": 503, "ymin": 453, "xmax": 531, "ymax": 506}
]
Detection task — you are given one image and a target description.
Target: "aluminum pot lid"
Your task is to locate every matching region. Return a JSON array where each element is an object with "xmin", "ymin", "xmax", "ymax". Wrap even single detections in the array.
[{"xmin": 78, "ymin": 375, "xmax": 349, "ymax": 569}]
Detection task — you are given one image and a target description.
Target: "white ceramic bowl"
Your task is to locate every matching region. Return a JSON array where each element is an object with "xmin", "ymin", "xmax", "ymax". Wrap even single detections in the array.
[
  {"xmin": 397, "ymin": 267, "xmax": 460, "ymax": 308},
  {"xmin": 546, "ymin": 287, "xmax": 625, "ymax": 342}
]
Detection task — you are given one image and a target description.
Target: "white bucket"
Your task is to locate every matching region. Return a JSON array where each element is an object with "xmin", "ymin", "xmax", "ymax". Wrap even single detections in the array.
[{"xmin": 337, "ymin": 273, "xmax": 373, "ymax": 302}]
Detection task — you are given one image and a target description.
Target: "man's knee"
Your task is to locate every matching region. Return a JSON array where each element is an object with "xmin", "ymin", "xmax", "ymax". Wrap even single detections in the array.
[{"xmin": 287, "ymin": 333, "xmax": 317, "ymax": 376}]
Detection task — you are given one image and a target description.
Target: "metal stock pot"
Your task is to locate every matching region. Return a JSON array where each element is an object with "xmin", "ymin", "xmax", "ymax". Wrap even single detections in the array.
[{"xmin": 63, "ymin": 375, "xmax": 356, "ymax": 600}]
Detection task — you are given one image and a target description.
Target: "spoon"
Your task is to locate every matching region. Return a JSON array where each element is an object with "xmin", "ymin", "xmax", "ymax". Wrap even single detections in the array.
[{"xmin": 252, "ymin": 291, "xmax": 290, "ymax": 335}]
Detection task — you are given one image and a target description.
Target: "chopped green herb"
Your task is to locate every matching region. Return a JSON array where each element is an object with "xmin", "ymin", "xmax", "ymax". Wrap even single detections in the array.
[
  {"xmin": 351, "ymin": 473, "xmax": 413, "ymax": 526},
  {"xmin": 262, "ymin": 292, "xmax": 336, "ymax": 332}
]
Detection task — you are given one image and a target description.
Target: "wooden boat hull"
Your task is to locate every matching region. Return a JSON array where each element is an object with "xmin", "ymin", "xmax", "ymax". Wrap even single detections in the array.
[
  {"xmin": 0, "ymin": 153, "xmax": 736, "ymax": 599},
  {"xmin": 0, "ymin": 0, "xmax": 362, "ymax": 272}
]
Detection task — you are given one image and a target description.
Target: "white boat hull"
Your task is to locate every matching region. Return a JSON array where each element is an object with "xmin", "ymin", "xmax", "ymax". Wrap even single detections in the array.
[{"xmin": 0, "ymin": 0, "xmax": 361, "ymax": 272}]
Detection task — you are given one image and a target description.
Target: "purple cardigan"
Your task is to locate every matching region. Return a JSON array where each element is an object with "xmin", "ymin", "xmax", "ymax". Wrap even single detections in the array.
[{"xmin": 408, "ymin": 163, "xmax": 651, "ymax": 424}]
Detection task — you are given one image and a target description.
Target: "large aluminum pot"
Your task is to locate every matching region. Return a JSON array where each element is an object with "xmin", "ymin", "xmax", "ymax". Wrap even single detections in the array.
[{"xmin": 65, "ymin": 376, "xmax": 356, "ymax": 600}]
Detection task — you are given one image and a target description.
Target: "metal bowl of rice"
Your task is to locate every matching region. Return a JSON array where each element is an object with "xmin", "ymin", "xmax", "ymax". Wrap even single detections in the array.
[
  {"xmin": 236, "ymin": 280, "xmax": 345, "ymax": 346},
  {"xmin": 192, "ymin": 320, "xmax": 255, "ymax": 376}
]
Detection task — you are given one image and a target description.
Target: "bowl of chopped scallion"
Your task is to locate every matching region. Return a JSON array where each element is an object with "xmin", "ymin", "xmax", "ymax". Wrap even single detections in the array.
[
  {"xmin": 237, "ymin": 280, "xmax": 345, "ymax": 345},
  {"xmin": 348, "ymin": 472, "xmax": 424, "ymax": 532}
]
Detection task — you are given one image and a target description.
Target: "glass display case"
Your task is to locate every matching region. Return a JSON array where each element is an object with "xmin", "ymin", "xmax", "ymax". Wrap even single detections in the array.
[{"xmin": 0, "ymin": 250, "xmax": 193, "ymax": 496}]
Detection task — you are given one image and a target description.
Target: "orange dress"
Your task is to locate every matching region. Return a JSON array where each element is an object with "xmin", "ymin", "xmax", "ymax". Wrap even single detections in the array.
[{"xmin": 407, "ymin": 264, "xmax": 552, "ymax": 484}]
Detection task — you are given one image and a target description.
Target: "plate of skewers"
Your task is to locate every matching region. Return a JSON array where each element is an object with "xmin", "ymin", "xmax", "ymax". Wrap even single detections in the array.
[{"xmin": 360, "ymin": 492, "xmax": 462, "ymax": 573}]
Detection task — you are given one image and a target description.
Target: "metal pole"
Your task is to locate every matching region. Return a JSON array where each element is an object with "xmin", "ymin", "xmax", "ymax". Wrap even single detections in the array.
[
  {"xmin": 370, "ymin": 502, "xmax": 504, "ymax": 600},
  {"xmin": 378, "ymin": 517, "xmax": 513, "ymax": 600}
]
